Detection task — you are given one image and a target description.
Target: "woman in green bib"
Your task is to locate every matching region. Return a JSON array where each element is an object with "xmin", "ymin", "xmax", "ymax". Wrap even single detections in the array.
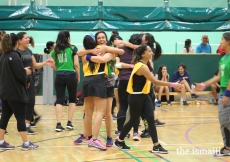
[
  {"xmin": 114, "ymin": 44, "xmax": 181, "ymax": 153},
  {"xmin": 49, "ymin": 30, "xmax": 80, "ymax": 132},
  {"xmin": 195, "ymin": 32, "xmax": 230, "ymax": 156}
]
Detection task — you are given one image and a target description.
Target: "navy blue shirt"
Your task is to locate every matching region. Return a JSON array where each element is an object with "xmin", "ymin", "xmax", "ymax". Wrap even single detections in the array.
[{"xmin": 172, "ymin": 71, "xmax": 191, "ymax": 85}]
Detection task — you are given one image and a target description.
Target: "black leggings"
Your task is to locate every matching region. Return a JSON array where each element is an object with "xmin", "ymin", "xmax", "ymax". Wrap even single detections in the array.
[
  {"xmin": 0, "ymin": 100, "xmax": 27, "ymax": 131},
  {"xmin": 117, "ymin": 80, "xmax": 139, "ymax": 132},
  {"xmin": 26, "ymin": 80, "xmax": 35, "ymax": 121},
  {"xmin": 141, "ymin": 86, "xmax": 155, "ymax": 129},
  {"xmin": 119, "ymin": 94, "xmax": 158, "ymax": 143},
  {"xmin": 55, "ymin": 74, "xmax": 77, "ymax": 104}
]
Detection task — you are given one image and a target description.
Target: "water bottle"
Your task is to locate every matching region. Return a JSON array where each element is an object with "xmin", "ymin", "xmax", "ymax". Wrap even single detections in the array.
[{"xmin": 180, "ymin": 97, "xmax": 183, "ymax": 106}]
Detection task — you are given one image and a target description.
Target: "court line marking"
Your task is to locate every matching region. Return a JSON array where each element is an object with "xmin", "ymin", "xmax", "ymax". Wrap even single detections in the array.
[
  {"xmin": 74, "ymin": 112, "xmax": 146, "ymax": 162},
  {"xmin": 159, "ymin": 140, "xmax": 167, "ymax": 145},
  {"xmin": 184, "ymin": 119, "xmax": 229, "ymax": 162}
]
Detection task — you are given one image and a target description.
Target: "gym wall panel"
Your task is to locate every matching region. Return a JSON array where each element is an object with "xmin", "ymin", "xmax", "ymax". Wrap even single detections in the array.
[
  {"xmin": 34, "ymin": 6, "xmax": 99, "ymax": 20},
  {"xmin": 43, "ymin": 0, "xmax": 98, "ymax": 6},
  {"xmin": 103, "ymin": 0, "xmax": 164, "ymax": 7},
  {"xmin": 103, "ymin": 7, "xmax": 165, "ymax": 21}
]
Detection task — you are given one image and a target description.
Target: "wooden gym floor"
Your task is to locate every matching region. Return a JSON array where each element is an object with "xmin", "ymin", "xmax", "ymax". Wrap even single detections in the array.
[{"xmin": 0, "ymin": 103, "xmax": 230, "ymax": 162}]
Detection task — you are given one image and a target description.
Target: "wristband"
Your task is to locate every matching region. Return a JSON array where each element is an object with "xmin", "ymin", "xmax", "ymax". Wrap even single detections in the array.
[
  {"xmin": 224, "ymin": 90, "xmax": 230, "ymax": 97},
  {"xmin": 115, "ymin": 63, "xmax": 122, "ymax": 69},
  {"xmin": 86, "ymin": 55, "xmax": 92, "ymax": 61},
  {"xmin": 130, "ymin": 64, "xmax": 134, "ymax": 68},
  {"xmin": 201, "ymin": 82, "xmax": 206, "ymax": 89},
  {"xmin": 171, "ymin": 82, "xmax": 175, "ymax": 87}
]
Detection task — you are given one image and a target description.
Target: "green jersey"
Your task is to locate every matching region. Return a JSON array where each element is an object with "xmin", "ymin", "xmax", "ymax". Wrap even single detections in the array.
[
  {"xmin": 219, "ymin": 54, "xmax": 230, "ymax": 93},
  {"xmin": 50, "ymin": 46, "xmax": 77, "ymax": 72}
]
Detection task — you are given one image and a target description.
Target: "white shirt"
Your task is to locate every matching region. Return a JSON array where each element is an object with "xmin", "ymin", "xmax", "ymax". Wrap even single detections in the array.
[{"xmin": 182, "ymin": 47, "xmax": 195, "ymax": 54}]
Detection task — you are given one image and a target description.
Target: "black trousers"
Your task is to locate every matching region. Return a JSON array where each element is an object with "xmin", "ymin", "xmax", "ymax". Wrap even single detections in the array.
[
  {"xmin": 0, "ymin": 100, "xmax": 27, "ymax": 131},
  {"xmin": 55, "ymin": 74, "xmax": 77, "ymax": 104},
  {"xmin": 119, "ymin": 94, "xmax": 158, "ymax": 143},
  {"xmin": 117, "ymin": 80, "xmax": 139, "ymax": 132},
  {"xmin": 26, "ymin": 80, "xmax": 35, "ymax": 121}
]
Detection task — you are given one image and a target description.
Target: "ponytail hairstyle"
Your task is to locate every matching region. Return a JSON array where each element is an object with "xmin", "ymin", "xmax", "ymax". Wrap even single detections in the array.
[
  {"xmin": 44, "ymin": 41, "xmax": 55, "ymax": 54},
  {"xmin": 29, "ymin": 36, "xmax": 35, "ymax": 48},
  {"xmin": 54, "ymin": 30, "xmax": 71, "ymax": 58},
  {"xmin": 144, "ymin": 33, "xmax": 162, "ymax": 61},
  {"xmin": 184, "ymin": 39, "xmax": 191, "ymax": 53},
  {"xmin": 156, "ymin": 64, "xmax": 167, "ymax": 80},
  {"xmin": 10, "ymin": 33, "xmax": 19, "ymax": 49},
  {"xmin": 132, "ymin": 44, "xmax": 148, "ymax": 64},
  {"xmin": 83, "ymin": 35, "xmax": 97, "ymax": 73}
]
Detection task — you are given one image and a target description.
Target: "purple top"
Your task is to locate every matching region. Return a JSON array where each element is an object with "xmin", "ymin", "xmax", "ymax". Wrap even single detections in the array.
[{"xmin": 118, "ymin": 46, "xmax": 133, "ymax": 80}]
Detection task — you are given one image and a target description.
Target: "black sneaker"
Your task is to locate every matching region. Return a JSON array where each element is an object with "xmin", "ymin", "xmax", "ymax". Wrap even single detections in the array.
[
  {"xmin": 55, "ymin": 124, "xmax": 65, "ymax": 132},
  {"xmin": 114, "ymin": 139, "xmax": 131, "ymax": 150},
  {"xmin": 27, "ymin": 127, "xmax": 36, "ymax": 135},
  {"xmin": 183, "ymin": 101, "xmax": 189, "ymax": 105},
  {"xmin": 34, "ymin": 116, "xmax": 41, "ymax": 125},
  {"xmin": 140, "ymin": 129, "xmax": 150, "ymax": 138},
  {"xmin": 214, "ymin": 146, "xmax": 230, "ymax": 156},
  {"xmin": 167, "ymin": 100, "xmax": 172, "ymax": 106},
  {"xmin": 155, "ymin": 119, "xmax": 165, "ymax": 126},
  {"xmin": 152, "ymin": 144, "xmax": 168, "ymax": 154},
  {"xmin": 30, "ymin": 122, "xmax": 36, "ymax": 128},
  {"xmin": 66, "ymin": 121, "xmax": 74, "ymax": 130},
  {"xmin": 191, "ymin": 93, "xmax": 199, "ymax": 98}
]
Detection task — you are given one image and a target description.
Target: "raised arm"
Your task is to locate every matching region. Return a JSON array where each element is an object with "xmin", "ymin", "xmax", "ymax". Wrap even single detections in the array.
[
  {"xmin": 32, "ymin": 55, "xmax": 47, "ymax": 69},
  {"xmin": 195, "ymin": 70, "xmax": 220, "ymax": 91},
  {"xmin": 113, "ymin": 40, "xmax": 139, "ymax": 49},
  {"xmin": 77, "ymin": 48, "xmax": 103, "ymax": 56},
  {"xmin": 89, "ymin": 53, "xmax": 115, "ymax": 63},
  {"xmin": 137, "ymin": 65, "xmax": 179, "ymax": 88},
  {"xmin": 101, "ymin": 45, "xmax": 124, "ymax": 55}
]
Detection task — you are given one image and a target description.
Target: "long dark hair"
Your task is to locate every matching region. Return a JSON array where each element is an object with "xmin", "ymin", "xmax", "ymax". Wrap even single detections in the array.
[
  {"xmin": 109, "ymin": 35, "xmax": 123, "ymax": 46},
  {"xmin": 54, "ymin": 30, "xmax": 71, "ymax": 58},
  {"xmin": 156, "ymin": 64, "xmax": 167, "ymax": 80},
  {"xmin": 144, "ymin": 33, "xmax": 162, "ymax": 61},
  {"xmin": 129, "ymin": 33, "xmax": 143, "ymax": 46},
  {"xmin": 184, "ymin": 39, "xmax": 191, "ymax": 53},
  {"xmin": 44, "ymin": 41, "xmax": 55, "ymax": 54},
  {"xmin": 83, "ymin": 35, "xmax": 97, "ymax": 73},
  {"xmin": 1, "ymin": 33, "xmax": 18, "ymax": 54},
  {"xmin": 95, "ymin": 31, "xmax": 108, "ymax": 45},
  {"xmin": 132, "ymin": 44, "xmax": 148, "ymax": 64}
]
